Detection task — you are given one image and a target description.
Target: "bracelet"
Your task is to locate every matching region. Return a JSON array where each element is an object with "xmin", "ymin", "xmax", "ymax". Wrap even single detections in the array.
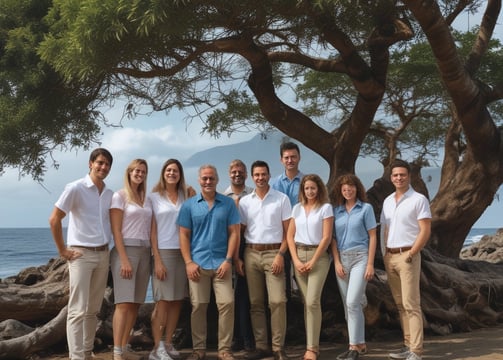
[
  {"xmin": 185, "ymin": 260, "xmax": 193, "ymax": 265},
  {"xmin": 225, "ymin": 257, "xmax": 233, "ymax": 264},
  {"xmin": 278, "ymin": 250, "xmax": 286, "ymax": 257}
]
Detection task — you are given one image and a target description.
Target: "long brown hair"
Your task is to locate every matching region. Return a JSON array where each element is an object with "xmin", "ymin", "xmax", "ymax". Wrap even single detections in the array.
[
  {"xmin": 152, "ymin": 159, "xmax": 188, "ymax": 198},
  {"xmin": 298, "ymin": 174, "xmax": 329, "ymax": 208},
  {"xmin": 332, "ymin": 174, "xmax": 367, "ymax": 206}
]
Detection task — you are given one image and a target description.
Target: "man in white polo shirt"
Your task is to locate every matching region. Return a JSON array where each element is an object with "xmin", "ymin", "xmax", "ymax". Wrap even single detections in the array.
[
  {"xmin": 239, "ymin": 160, "xmax": 291, "ymax": 360},
  {"xmin": 380, "ymin": 159, "xmax": 431, "ymax": 360},
  {"xmin": 49, "ymin": 148, "xmax": 114, "ymax": 360}
]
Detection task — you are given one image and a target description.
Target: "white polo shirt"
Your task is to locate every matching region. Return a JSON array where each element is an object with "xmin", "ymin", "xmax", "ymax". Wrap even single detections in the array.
[
  {"xmin": 291, "ymin": 202, "xmax": 333, "ymax": 245},
  {"xmin": 380, "ymin": 186, "xmax": 431, "ymax": 252},
  {"xmin": 239, "ymin": 188, "xmax": 291, "ymax": 244},
  {"xmin": 55, "ymin": 174, "xmax": 113, "ymax": 247},
  {"xmin": 149, "ymin": 191, "xmax": 185, "ymax": 249}
]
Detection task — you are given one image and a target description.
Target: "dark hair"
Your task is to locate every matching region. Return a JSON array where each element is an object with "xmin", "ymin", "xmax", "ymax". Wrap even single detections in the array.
[
  {"xmin": 332, "ymin": 174, "xmax": 368, "ymax": 206},
  {"xmin": 251, "ymin": 160, "xmax": 270, "ymax": 175},
  {"xmin": 298, "ymin": 174, "xmax": 329, "ymax": 207},
  {"xmin": 152, "ymin": 159, "xmax": 188, "ymax": 197},
  {"xmin": 280, "ymin": 141, "xmax": 300, "ymax": 157},
  {"xmin": 390, "ymin": 159, "xmax": 410, "ymax": 173},
  {"xmin": 89, "ymin": 148, "xmax": 113, "ymax": 165}
]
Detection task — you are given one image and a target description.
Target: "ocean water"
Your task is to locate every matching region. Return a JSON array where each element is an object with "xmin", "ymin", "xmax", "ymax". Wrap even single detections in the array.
[{"xmin": 0, "ymin": 227, "xmax": 499, "ymax": 280}]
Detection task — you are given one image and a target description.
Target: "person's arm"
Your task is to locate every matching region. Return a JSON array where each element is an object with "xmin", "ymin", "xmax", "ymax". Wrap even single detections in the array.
[
  {"xmin": 286, "ymin": 217, "xmax": 303, "ymax": 272},
  {"xmin": 150, "ymin": 217, "xmax": 167, "ymax": 280},
  {"xmin": 272, "ymin": 218, "xmax": 290, "ymax": 275},
  {"xmin": 408, "ymin": 218, "xmax": 431, "ymax": 261},
  {"xmin": 304, "ymin": 216, "xmax": 334, "ymax": 272},
  {"xmin": 217, "ymin": 223, "xmax": 239, "ymax": 279},
  {"xmin": 331, "ymin": 237, "xmax": 345, "ymax": 278},
  {"xmin": 110, "ymin": 207, "xmax": 133, "ymax": 279},
  {"xmin": 49, "ymin": 206, "xmax": 81, "ymax": 260},
  {"xmin": 180, "ymin": 225, "xmax": 200, "ymax": 281},
  {"xmin": 364, "ymin": 227, "xmax": 377, "ymax": 280}
]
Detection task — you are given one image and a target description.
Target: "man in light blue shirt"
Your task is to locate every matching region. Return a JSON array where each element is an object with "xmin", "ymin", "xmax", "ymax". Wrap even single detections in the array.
[
  {"xmin": 177, "ymin": 164, "xmax": 240, "ymax": 360},
  {"xmin": 271, "ymin": 141, "xmax": 304, "ymax": 301}
]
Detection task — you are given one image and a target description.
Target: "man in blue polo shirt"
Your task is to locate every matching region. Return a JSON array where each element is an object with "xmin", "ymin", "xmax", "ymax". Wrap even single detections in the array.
[{"xmin": 177, "ymin": 164, "xmax": 240, "ymax": 360}]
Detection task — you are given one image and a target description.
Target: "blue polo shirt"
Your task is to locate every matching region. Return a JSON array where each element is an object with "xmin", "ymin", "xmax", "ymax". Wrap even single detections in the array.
[
  {"xmin": 334, "ymin": 200, "xmax": 377, "ymax": 252},
  {"xmin": 271, "ymin": 171, "xmax": 304, "ymax": 205},
  {"xmin": 177, "ymin": 192, "xmax": 240, "ymax": 270}
]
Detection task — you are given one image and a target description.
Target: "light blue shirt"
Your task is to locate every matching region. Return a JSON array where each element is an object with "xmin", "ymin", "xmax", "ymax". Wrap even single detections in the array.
[
  {"xmin": 271, "ymin": 171, "xmax": 304, "ymax": 205},
  {"xmin": 176, "ymin": 192, "xmax": 240, "ymax": 270},
  {"xmin": 334, "ymin": 200, "xmax": 377, "ymax": 252}
]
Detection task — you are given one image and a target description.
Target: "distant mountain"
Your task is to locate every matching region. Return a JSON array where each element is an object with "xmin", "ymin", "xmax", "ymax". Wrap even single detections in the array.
[{"xmin": 182, "ymin": 130, "xmax": 448, "ymax": 197}]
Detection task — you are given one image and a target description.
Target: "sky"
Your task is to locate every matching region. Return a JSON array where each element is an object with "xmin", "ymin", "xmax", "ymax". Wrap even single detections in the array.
[{"xmin": 0, "ymin": 7, "xmax": 502, "ymax": 229}]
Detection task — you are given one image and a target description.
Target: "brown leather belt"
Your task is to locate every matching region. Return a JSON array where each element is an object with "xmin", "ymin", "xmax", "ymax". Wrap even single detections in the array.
[
  {"xmin": 296, "ymin": 243, "xmax": 318, "ymax": 250},
  {"xmin": 386, "ymin": 246, "xmax": 412, "ymax": 254},
  {"xmin": 71, "ymin": 245, "xmax": 109, "ymax": 251},
  {"xmin": 246, "ymin": 243, "xmax": 281, "ymax": 251}
]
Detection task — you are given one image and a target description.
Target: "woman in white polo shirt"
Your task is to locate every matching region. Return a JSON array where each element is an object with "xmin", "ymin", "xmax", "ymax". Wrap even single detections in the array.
[
  {"xmin": 286, "ymin": 174, "xmax": 333, "ymax": 360},
  {"xmin": 110, "ymin": 159, "xmax": 152, "ymax": 360}
]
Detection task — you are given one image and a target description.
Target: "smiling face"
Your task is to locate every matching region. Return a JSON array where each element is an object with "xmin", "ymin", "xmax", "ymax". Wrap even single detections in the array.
[
  {"xmin": 341, "ymin": 183, "xmax": 357, "ymax": 202},
  {"xmin": 229, "ymin": 164, "xmax": 247, "ymax": 187},
  {"xmin": 89, "ymin": 155, "xmax": 111, "ymax": 182},
  {"xmin": 198, "ymin": 166, "xmax": 218, "ymax": 197},
  {"xmin": 252, "ymin": 166, "xmax": 271, "ymax": 190},
  {"xmin": 303, "ymin": 180, "xmax": 319, "ymax": 202},
  {"xmin": 129, "ymin": 163, "xmax": 147, "ymax": 187},
  {"xmin": 391, "ymin": 166, "xmax": 410, "ymax": 192},
  {"xmin": 280, "ymin": 149, "xmax": 300, "ymax": 173},
  {"xmin": 164, "ymin": 162, "xmax": 181, "ymax": 186}
]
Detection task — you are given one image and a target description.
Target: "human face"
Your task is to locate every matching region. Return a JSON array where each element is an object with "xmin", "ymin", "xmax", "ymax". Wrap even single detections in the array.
[
  {"xmin": 280, "ymin": 149, "xmax": 300, "ymax": 172},
  {"xmin": 391, "ymin": 166, "xmax": 410, "ymax": 191},
  {"xmin": 89, "ymin": 155, "xmax": 111, "ymax": 181},
  {"xmin": 252, "ymin": 166, "xmax": 271, "ymax": 189},
  {"xmin": 303, "ymin": 180, "xmax": 318, "ymax": 202},
  {"xmin": 199, "ymin": 167, "xmax": 218, "ymax": 196},
  {"xmin": 164, "ymin": 163, "xmax": 180, "ymax": 186},
  {"xmin": 229, "ymin": 165, "xmax": 246, "ymax": 186},
  {"xmin": 341, "ymin": 184, "xmax": 357, "ymax": 202},
  {"xmin": 130, "ymin": 164, "xmax": 147, "ymax": 186}
]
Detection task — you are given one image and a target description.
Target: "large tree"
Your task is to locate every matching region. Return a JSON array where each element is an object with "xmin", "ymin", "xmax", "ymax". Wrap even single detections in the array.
[
  {"xmin": 35, "ymin": 0, "xmax": 503, "ymax": 257},
  {"xmin": 1, "ymin": 2, "xmax": 503, "ymax": 355}
]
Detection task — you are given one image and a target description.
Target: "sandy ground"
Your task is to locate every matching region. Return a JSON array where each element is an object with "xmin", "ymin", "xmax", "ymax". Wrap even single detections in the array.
[{"xmin": 44, "ymin": 325, "xmax": 503, "ymax": 360}]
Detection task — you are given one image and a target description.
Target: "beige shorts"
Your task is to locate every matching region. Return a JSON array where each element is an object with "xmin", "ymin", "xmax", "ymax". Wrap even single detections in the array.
[{"xmin": 151, "ymin": 249, "xmax": 188, "ymax": 301}]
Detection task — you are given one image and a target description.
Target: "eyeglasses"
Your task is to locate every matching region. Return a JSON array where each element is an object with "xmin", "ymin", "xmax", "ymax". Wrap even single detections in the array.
[{"xmin": 200, "ymin": 176, "xmax": 216, "ymax": 182}]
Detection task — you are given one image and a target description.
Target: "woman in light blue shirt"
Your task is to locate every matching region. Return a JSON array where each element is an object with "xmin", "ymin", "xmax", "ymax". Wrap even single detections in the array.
[{"xmin": 331, "ymin": 174, "xmax": 376, "ymax": 360}]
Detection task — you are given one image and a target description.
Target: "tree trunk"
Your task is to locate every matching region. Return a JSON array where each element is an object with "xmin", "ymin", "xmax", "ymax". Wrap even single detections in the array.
[
  {"xmin": 0, "ymin": 257, "xmax": 69, "ymax": 323},
  {"xmin": 0, "ymin": 306, "xmax": 67, "ymax": 359}
]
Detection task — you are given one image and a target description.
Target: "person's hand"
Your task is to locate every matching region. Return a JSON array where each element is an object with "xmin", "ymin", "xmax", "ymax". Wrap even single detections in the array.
[
  {"xmin": 272, "ymin": 254, "xmax": 285, "ymax": 275},
  {"xmin": 335, "ymin": 262, "xmax": 346, "ymax": 278},
  {"xmin": 154, "ymin": 259, "xmax": 167, "ymax": 280},
  {"xmin": 303, "ymin": 258, "xmax": 316, "ymax": 273},
  {"xmin": 186, "ymin": 262, "xmax": 201, "ymax": 282},
  {"xmin": 216, "ymin": 260, "xmax": 232, "ymax": 279},
  {"xmin": 120, "ymin": 259, "xmax": 133, "ymax": 279},
  {"xmin": 364, "ymin": 264, "xmax": 374, "ymax": 281},
  {"xmin": 235, "ymin": 258, "xmax": 245, "ymax": 277},
  {"xmin": 61, "ymin": 248, "xmax": 83, "ymax": 261},
  {"xmin": 293, "ymin": 259, "xmax": 306, "ymax": 273}
]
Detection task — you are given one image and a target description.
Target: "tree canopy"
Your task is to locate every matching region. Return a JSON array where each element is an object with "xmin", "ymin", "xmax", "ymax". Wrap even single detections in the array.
[{"xmin": 1, "ymin": 0, "xmax": 503, "ymax": 256}]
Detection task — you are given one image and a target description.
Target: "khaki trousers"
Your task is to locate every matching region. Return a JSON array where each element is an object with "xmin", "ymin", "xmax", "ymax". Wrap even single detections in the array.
[
  {"xmin": 294, "ymin": 248, "xmax": 330, "ymax": 352},
  {"xmin": 67, "ymin": 248, "xmax": 110, "ymax": 360},
  {"xmin": 244, "ymin": 248, "xmax": 287, "ymax": 352},
  {"xmin": 188, "ymin": 268, "xmax": 234, "ymax": 352},
  {"xmin": 384, "ymin": 251, "xmax": 423, "ymax": 355}
]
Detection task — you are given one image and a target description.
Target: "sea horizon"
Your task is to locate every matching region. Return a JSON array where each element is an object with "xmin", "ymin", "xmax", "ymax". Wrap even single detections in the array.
[{"xmin": 1, "ymin": 226, "xmax": 500, "ymax": 280}]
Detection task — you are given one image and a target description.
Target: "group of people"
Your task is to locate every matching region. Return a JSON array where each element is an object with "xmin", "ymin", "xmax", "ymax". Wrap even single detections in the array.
[{"xmin": 49, "ymin": 142, "xmax": 431, "ymax": 360}]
